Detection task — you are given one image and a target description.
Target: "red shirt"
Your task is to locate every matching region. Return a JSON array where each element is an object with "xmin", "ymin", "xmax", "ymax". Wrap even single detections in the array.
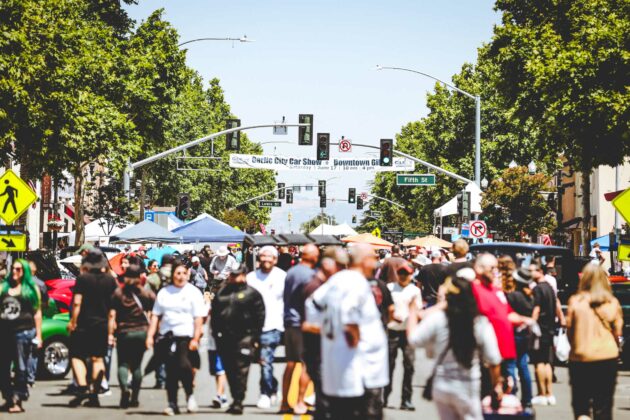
[{"xmin": 471, "ymin": 279, "xmax": 516, "ymax": 360}]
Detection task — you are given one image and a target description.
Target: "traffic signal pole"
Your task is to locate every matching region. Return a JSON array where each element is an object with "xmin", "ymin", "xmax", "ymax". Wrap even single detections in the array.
[{"xmin": 123, "ymin": 122, "xmax": 310, "ymax": 195}]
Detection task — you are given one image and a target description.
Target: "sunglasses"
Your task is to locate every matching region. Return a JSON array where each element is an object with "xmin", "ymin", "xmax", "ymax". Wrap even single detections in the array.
[{"xmin": 12, "ymin": 266, "xmax": 23, "ymax": 272}]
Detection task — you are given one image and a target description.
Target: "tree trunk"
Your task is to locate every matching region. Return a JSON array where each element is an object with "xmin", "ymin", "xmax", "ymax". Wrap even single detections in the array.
[
  {"xmin": 74, "ymin": 172, "xmax": 85, "ymax": 246},
  {"xmin": 581, "ymin": 170, "xmax": 592, "ymax": 256},
  {"xmin": 139, "ymin": 168, "xmax": 146, "ymax": 221}
]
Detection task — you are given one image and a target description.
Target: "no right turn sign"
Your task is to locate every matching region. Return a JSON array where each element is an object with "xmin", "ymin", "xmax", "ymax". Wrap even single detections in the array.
[{"xmin": 469, "ymin": 220, "xmax": 487, "ymax": 238}]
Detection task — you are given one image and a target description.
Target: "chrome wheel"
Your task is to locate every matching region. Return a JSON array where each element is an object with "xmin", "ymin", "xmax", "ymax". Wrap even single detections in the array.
[{"xmin": 43, "ymin": 339, "xmax": 70, "ymax": 378}]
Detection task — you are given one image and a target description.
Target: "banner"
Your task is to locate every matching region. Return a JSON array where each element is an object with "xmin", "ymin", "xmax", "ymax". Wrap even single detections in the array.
[{"xmin": 229, "ymin": 154, "xmax": 415, "ymax": 172}]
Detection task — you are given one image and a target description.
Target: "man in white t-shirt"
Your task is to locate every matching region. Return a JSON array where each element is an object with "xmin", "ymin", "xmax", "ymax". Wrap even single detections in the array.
[
  {"xmin": 311, "ymin": 244, "xmax": 388, "ymax": 419},
  {"xmin": 246, "ymin": 246, "xmax": 286, "ymax": 409},
  {"xmin": 385, "ymin": 262, "xmax": 422, "ymax": 411}
]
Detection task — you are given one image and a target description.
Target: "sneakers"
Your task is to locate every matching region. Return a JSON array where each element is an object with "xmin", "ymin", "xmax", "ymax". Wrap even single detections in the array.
[
  {"xmin": 226, "ymin": 403, "xmax": 244, "ymax": 415},
  {"xmin": 304, "ymin": 393, "xmax": 316, "ymax": 407},
  {"xmin": 270, "ymin": 392, "xmax": 279, "ymax": 406},
  {"xmin": 547, "ymin": 395, "xmax": 557, "ymax": 406},
  {"xmin": 256, "ymin": 395, "xmax": 271, "ymax": 409},
  {"xmin": 119, "ymin": 390, "xmax": 131, "ymax": 409},
  {"xmin": 400, "ymin": 400, "xmax": 416, "ymax": 411},
  {"xmin": 186, "ymin": 395, "xmax": 199, "ymax": 413},
  {"xmin": 531, "ymin": 395, "xmax": 549, "ymax": 406},
  {"xmin": 212, "ymin": 394, "xmax": 228, "ymax": 408}
]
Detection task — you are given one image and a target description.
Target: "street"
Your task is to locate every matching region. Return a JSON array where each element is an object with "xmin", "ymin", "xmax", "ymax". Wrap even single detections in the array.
[{"xmin": 25, "ymin": 341, "xmax": 630, "ymax": 419}]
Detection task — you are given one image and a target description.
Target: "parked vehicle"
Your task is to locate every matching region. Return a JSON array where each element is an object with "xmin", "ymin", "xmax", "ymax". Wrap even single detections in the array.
[{"xmin": 40, "ymin": 307, "xmax": 70, "ymax": 379}]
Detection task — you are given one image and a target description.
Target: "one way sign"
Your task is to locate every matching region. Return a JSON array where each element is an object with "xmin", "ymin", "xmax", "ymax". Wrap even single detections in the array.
[
  {"xmin": 469, "ymin": 221, "xmax": 487, "ymax": 238},
  {"xmin": 0, "ymin": 234, "xmax": 27, "ymax": 251}
]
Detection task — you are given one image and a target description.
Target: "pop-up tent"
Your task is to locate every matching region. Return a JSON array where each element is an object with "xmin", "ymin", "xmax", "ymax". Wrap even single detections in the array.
[
  {"xmin": 341, "ymin": 233, "xmax": 393, "ymax": 250},
  {"xmin": 403, "ymin": 235, "xmax": 452, "ymax": 249},
  {"xmin": 172, "ymin": 216, "xmax": 246, "ymax": 243},
  {"xmin": 67, "ymin": 218, "xmax": 133, "ymax": 245},
  {"xmin": 110, "ymin": 220, "xmax": 181, "ymax": 244}
]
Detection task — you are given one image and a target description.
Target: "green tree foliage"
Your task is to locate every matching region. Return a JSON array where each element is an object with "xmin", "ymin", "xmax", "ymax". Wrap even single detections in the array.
[
  {"xmin": 481, "ymin": 166, "xmax": 556, "ymax": 240},
  {"xmin": 300, "ymin": 213, "xmax": 337, "ymax": 234},
  {"xmin": 488, "ymin": 0, "xmax": 630, "ymax": 247},
  {"xmin": 85, "ymin": 172, "xmax": 133, "ymax": 236}
]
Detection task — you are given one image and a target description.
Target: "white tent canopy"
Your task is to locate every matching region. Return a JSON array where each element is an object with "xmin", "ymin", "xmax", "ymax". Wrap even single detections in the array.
[
  {"xmin": 434, "ymin": 182, "xmax": 483, "ymax": 218},
  {"xmin": 67, "ymin": 218, "xmax": 133, "ymax": 245},
  {"xmin": 310, "ymin": 223, "xmax": 358, "ymax": 236}
]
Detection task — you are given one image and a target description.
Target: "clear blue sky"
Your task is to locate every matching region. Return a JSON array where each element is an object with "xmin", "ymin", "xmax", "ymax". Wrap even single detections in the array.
[{"xmin": 125, "ymin": 0, "xmax": 499, "ymax": 232}]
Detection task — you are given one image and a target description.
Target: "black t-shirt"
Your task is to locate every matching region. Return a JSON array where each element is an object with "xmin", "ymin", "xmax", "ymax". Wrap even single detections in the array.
[
  {"xmin": 0, "ymin": 292, "xmax": 36, "ymax": 333},
  {"xmin": 417, "ymin": 263, "xmax": 448, "ymax": 305},
  {"xmin": 506, "ymin": 290, "xmax": 534, "ymax": 317},
  {"xmin": 74, "ymin": 271, "xmax": 118, "ymax": 328},
  {"xmin": 447, "ymin": 261, "xmax": 473, "ymax": 278},
  {"xmin": 369, "ymin": 278, "xmax": 394, "ymax": 328},
  {"xmin": 111, "ymin": 287, "xmax": 155, "ymax": 333},
  {"xmin": 533, "ymin": 281, "xmax": 556, "ymax": 338}
]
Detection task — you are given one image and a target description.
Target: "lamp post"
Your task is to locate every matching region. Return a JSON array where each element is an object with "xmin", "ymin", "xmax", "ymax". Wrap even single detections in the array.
[{"xmin": 376, "ymin": 65, "xmax": 482, "ymax": 187}]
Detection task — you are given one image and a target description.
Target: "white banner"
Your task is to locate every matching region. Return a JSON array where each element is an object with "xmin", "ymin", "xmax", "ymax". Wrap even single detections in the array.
[{"xmin": 229, "ymin": 154, "xmax": 415, "ymax": 172}]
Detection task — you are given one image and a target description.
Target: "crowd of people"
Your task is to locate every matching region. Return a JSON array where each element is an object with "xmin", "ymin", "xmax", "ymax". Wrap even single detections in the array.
[{"xmin": 0, "ymin": 239, "xmax": 624, "ymax": 420}]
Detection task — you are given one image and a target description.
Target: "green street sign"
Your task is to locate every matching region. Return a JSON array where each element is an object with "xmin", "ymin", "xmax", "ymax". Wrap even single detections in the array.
[
  {"xmin": 396, "ymin": 174, "xmax": 436, "ymax": 186},
  {"xmin": 259, "ymin": 200, "xmax": 282, "ymax": 208}
]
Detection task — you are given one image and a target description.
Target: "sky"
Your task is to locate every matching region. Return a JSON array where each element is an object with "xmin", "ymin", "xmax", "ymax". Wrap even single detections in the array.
[{"xmin": 125, "ymin": 0, "xmax": 500, "ymax": 232}]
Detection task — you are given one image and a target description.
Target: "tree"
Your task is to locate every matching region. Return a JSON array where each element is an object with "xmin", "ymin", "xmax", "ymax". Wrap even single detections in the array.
[
  {"xmin": 300, "ymin": 213, "xmax": 337, "ymax": 234},
  {"xmin": 221, "ymin": 209, "xmax": 257, "ymax": 233},
  {"xmin": 84, "ymin": 171, "xmax": 133, "ymax": 236},
  {"xmin": 488, "ymin": 0, "xmax": 630, "ymax": 250},
  {"xmin": 481, "ymin": 166, "xmax": 556, "ymax": 241}
]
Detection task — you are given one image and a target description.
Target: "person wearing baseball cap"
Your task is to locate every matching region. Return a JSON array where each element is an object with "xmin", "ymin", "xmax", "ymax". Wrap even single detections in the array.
[
  {"xmin": 189, "ymin": 256, "xmax": 208, "ymax": 293},
  {"xmin": 384, "ymin": 260, "xmax": 421, "ymax": 410}
]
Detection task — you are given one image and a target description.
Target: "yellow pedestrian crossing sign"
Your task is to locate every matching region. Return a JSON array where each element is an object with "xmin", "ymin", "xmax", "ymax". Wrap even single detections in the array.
[
  {"xmin": 612, "ymin": 188, "xmax": 630, "ymax": 225},
  {"xmin": 0, "ymin": 169, "xmax": 37, "ymax": 225},
  {"xmin": 371, "ymin": 227, "xmax": 382, "ymax": 238},
  {"xmin": 0, "ymin": 234, "xmax": 27, "ymax": 252}
]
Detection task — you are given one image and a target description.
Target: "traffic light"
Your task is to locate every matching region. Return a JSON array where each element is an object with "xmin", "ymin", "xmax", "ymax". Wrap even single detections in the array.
[
  {"xmin": 278, "ymin": 183, "xmax": 285, "ymax": 200},
  {"xmin": 316, "ymin": 133, "xmax": 330, "ymax": 161},
  {"xmin": 357, "ymin": 196, "xmax": 364, "ymax": 210},
  {"xmin": 298, "ymin": 114, "xmax": 313, "ymax": 145},
  {"xmin": 457, "ymin": 190, "xmax": 471, "ymax": 222},
  {"xmin": 320, "ymin": 195, "xmax": 326, "ymax": 208},
  {"xmin": 348, "ymin": 188, "xmax": 356, "ymax": 204},
  {"xmin": 318, "ymin": 180, "xmax": 326, "ymax": 197},
  {"xmin": 352, "ymin": 215, "xmax": 357, "ymax": 224},
  {"xmin": 380, "ymin": 138, "xmax": 393, "ymax": 166},
  {"xmin": 286, "ymin": 189, "xmax": 293, "ymax": 204},
  {"xmin": 177, "ymin": 193, "xmax": 191, "ymax": 220},
  {"xmin": 226, "ymin": 119, "xmax": 241, "ymax": 151}
]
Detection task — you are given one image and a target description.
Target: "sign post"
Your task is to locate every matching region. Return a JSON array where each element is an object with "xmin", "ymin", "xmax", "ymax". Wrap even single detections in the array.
[
  {"xmin": 258, "ymin": 200, "xmax": 282, "ymax": 208},
  {"xmin": 396, "ymin": 174, "xmax": 436, "ymax": 186}
]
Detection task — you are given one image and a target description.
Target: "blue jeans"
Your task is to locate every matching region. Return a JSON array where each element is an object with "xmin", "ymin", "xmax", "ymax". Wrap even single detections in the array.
[
  {"xmin": 504, "ymin": 334, "xmax": 533, "ymax": 405},
  {"xmin": 259, "ymin": 329, "xmax": 281, "ymax": 396},
  {"xmin": 0, "ymin": 328, "xmax": 36, "ymax": 402}
]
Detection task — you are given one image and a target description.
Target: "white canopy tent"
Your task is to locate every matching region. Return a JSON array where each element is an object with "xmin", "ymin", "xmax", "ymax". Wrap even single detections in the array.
[
  {"xmin": 66, "ymin": 218, "xmax": 133, "ymax": 245},
  {"xmin": 310, "ymin": 223, "xmax": 358, "ymax": 236}
]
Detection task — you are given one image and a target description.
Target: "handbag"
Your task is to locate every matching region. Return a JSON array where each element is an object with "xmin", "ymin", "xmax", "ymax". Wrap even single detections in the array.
[
  {"xmin": 423, "ymin": 343, "xmax": 450, "ymax": 401},
  {"xmin": 554, "ymin": 328, "xmax": 570, "ymax": 362}
]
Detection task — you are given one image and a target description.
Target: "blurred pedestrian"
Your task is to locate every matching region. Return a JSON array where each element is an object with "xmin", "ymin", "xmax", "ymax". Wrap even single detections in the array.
[
  {"xmin": 505, "ymin": 266, "xmax": 535, "ymax": 409},
  {"xmin": 498, "ymin": 255, "xmax": 516, "ymax": 293},
  {"xmin": 303, "ymin": 246, "xmax": 348, "ymax": 419},
  {"xmin": 212, "ymin": 265, "xmax": 266, "ymax": 415},
  {"xmin": 209, "ymin": 246, "xmax": 238, "ymax": 294},
  {"xmin": 384, "ymin": 260, "xmax": 421, "ymax": 411},
  {"xmin": 0, "ymin": 259, "xmax": 43, "ymax": 413},
  {"xmin": 406, "ymin": 276, "xmax": 503, "ymax": 420},
  {"xmin": 567, "ymin": 264, "xmax": 623, "ymax": 420},
  {"xmin": 145, "ymin": 259, "xmax": 160, "ymax": 294},
  {"xmin": 279, "ymin": 244, "xmax": 319, "ymax": 415},
  {"xmin": 417, "ymin": 248, "xmax": 448, "ymax": 307},
  {"xmin": 146, "ymin": 259, "xmax": 206, "ymax": 416},
  {"xmin": 190, "ymin": 256, "xmax": 208, "ymax": 293},
  {"xmin": 530, "ymin": 259, "xmax": 564, "ymax": 406},
  {"xmin": 67, "ymin": 249, "xmax": 117, "ymax": 408},
  {"xmin": 27, "ymin": 260, "xmax": 48, "ymax": 387},
  {"xmin": 447, "ymin": 239, "xmax": 473, "ymax": 276},
  {"xmin": 108, "ymin": 264, "xmax": 155, "ymax": 408},
  {"xmin": 310, "ymin": 244, "xmax": 388, "ymax": 420},
  {"xmin": 246, "ymin": 246, "xmax": 286, "ymax": 409}
]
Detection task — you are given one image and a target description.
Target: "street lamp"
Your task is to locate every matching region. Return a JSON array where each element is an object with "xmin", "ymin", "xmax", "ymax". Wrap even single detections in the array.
[
  {"xmin": 376, "ymin": 65, "xmax": 482, "ymax": 187},
  {"xmin": 508, "ymin": 160, "xmax": 518, "ymax": 169},
  {"xmin": 178, "ymin": 35, "xmax": 254, "ymax": 47},
  {"xmin": 528, "ymin": 160, "xmax": 537, "ymax": 175},
  {"xmin": 481, "ymin": 177, "xmax": 489, "ymax": 189}
]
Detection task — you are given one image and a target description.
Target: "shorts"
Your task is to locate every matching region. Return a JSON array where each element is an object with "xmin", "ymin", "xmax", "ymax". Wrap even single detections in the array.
[
  {"xmin": 531, "ymin": 337, "xmax": 554, "ymax": 364},
  {"xmin": 208, "ymin": 350, "xmax": 225, "ymax": 376},
  {"xmin": 70, "ymin": 325, "xmax": 108, "ymax": 359},
  {"xmin": 284, "ymin": 326, "xmax": 304, "ymax": 362}
]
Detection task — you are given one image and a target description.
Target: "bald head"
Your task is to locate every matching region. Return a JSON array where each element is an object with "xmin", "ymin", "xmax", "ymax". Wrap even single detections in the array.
[
  {"xmin": 348, "ymin": 243, "xmax": 378, "ymax": 278},
  {"xmin": 474, "ymin": 253, "xmax": 498, "ymax": 285},
  {"xmin": 300, "ymin": 243, "xmax": 320, "ymax": 268}
]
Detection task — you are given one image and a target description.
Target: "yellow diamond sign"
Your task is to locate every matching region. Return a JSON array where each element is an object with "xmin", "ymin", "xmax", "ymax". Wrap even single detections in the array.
[
  {"xmin": 612, "ymin": 188, "xmax": 630, "ymax": 225},
  {"xmin": 0, "ymin": 169, "xmax": 37, "ymax": 225},
  {"xmin": 371, "ymin": 227, "xmax": 382, "ymax": 238},
  {"xmin": 0, "ymin": 234, "xmax": 27, "ymax": 252}
]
